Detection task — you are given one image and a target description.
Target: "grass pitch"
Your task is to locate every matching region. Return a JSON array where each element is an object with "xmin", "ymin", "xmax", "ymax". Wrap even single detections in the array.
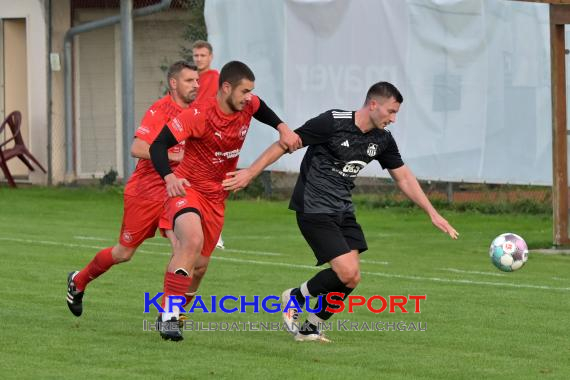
[{"xmin": 0, "ymin": 187, "xmax": 568, "ymax": 379}]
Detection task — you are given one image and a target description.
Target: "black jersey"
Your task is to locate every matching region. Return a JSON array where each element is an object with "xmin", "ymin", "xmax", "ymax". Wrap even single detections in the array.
[{"xmin": 289, "ymin": 109, "xmax": 404, "ymax": 213}]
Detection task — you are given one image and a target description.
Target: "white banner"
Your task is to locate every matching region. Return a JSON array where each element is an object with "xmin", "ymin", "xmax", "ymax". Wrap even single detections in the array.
[{"xmin": 206, "ymin": 0, "xmax": 553, "ymax": 185}]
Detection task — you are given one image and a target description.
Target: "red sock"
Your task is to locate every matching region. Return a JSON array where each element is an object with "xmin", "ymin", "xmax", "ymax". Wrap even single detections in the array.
[
  {"xmin": 74, "ymin": 247, "xmax": 116, "ymax": 291},
  {"xmin": 161, "ymin": 271, "xmax": 193, "ymax": 311}
]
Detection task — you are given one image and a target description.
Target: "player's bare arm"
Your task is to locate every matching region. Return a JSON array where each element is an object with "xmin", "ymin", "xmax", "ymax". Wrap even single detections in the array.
[
  {"xmin": 253, "ymin": 99, "xmax": 302, "ymax": 152},
  {"xmin": 223, "ymin": 142, "xmax": 288, "ymax": 192},
  {"xmin": 130, "ymin": 137, "xmax": 183, "ymax": 162},
  {"xmin": 167, "ymin": 150, "xmax": 184, "ymax": 162},
  {"xmin": 150, "ymin": 126, "xmax": 189, "ymax": 197},
  {"xmin": 276, "ymin": 123, "xmax": 302, "ymax": 152},
  {"xmin": 388, "ymin": 165, "xmax": 459, "ymax": 239},
  {"xmin": 130, "ymin": 137, "xmax": 151, "ymax": 159}
]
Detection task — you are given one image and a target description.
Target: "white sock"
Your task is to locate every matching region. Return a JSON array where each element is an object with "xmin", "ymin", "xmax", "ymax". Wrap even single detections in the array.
[
  {"xmin": 162, "ymin": 296, "xmax": 180, "ymax": 322},
  {"xmin": 300, "ymin": 281, "xmax": 312, "ymax": 297},
  {"xmin": 216, "ymin": 235, "xmax": 225, "ymax": 249}
]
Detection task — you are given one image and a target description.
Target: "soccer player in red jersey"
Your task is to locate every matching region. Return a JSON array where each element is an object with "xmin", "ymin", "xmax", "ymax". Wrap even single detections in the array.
[
  {"xmin": 149, "ymin": 61, "xmax": 301, "ymax": 341},
  {"xmin": 191, "ymin": 40, "xmax": 225, "ymax": 250},
  {"xmin": 66, "ymin": 62, "xmax": 200, "ymax": 317},
  {"xmin": 191, "ymin": 40, "xmax": 219, "ymax": 104}
]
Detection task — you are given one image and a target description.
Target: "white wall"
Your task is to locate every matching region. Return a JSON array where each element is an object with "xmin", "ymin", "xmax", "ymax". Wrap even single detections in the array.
[{"xmin": 207, "ymin": 0, "xmax": 555, "ymax": 185}]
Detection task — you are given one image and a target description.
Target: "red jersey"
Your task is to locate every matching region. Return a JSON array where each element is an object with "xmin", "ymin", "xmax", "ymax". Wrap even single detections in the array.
[
  {"xmin": 195, "ymin": 69, "xmax": 219, "ymax": 103},
  {"xmin": 167, "ymin": 95, "xmax": 261, "ymax": 203},
  {"xmin": 125, "ymin": 95, "xmax": 185, "ymax": 201}
]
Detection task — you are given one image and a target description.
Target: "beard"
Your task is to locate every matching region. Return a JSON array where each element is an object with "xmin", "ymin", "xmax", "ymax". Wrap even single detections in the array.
[
  {"xmin": 225, "ymin": 96, "xmax": 242, "ymax": 113},
  {"xmin": 179, "ymin": 90, "xmax": 196, "ymax": 105}
]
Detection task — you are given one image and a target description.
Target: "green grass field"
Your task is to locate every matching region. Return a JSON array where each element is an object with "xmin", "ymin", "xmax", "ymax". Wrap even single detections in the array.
[{"xmin": 0, "ymin": 187, "xmax": 568, "ymax": 379}]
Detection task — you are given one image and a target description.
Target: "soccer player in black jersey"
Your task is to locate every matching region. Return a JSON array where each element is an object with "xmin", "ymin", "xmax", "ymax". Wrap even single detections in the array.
[{"xmin": 223, "ymin": 82, "xmax": 459, "ymax": 342}]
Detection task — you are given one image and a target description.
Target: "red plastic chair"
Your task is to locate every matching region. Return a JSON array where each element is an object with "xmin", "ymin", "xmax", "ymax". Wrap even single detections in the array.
[{"xmin": 0, "ymin": 111, "xmax": 46, "ymax": 187}]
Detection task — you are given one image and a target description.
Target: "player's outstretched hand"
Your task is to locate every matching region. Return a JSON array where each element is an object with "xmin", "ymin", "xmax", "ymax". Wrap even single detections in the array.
[
  {"xmin": 277, "ymin": 124, "xmax": 302, "ymax": 152},
  {"xmin": 164, "ymin": 173, "xmax": 189, "ymax": 197},
  {"xmin": 222, "ymin": 169, "xmax": 254, "ymax": 192},
  {"xmin": 431, "ymin": 214, "xmax": 459, "ymax": 239}
]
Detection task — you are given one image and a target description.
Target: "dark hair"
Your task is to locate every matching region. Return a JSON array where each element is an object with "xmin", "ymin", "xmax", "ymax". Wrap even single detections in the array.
[
  {"xmin": 365, "ymin": 82, "xmax": 403, "ymax": 104},
  {"xmin": 192, "ymin": 40, "xmax": 213, "ymax": 54},
  {"xmin": 167, "ymin": 60, "xmax": 197, "ymax": 84},
  {"xmin": 219, "ymin": 61, "xmax": 255, "ymax": 88}
]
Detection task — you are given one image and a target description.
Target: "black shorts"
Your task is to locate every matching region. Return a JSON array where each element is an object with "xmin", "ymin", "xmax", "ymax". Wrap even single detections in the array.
[{"xmin": 296, "ymin": 212, "xmax": 368, "ymax": 266}]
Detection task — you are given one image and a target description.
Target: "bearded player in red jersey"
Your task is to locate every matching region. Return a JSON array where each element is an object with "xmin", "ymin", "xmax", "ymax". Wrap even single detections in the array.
[
  {"xmin": 149, "ymin": 61, "xmax": 301, "ymax": 341},
  {"xmin": 66, "ymin": 62, "xmax": 200, "ymax": 317}
]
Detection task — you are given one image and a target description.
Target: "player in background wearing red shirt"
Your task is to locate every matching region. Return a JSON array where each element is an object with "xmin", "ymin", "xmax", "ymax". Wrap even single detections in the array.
[
  {"xmin": 190, "ymin": 40, "xmax": 225, "ymax": 250},
  {"xmin": 192, "ymin": 40, "xmax": 219, "ymax": 103},
  {"xmin": 149, "ymin": 61, "xmax": 301, "ymax": 341},
  {"xmin": 66, "ymin": 62, "xmax": 200, "ymax": 317}
]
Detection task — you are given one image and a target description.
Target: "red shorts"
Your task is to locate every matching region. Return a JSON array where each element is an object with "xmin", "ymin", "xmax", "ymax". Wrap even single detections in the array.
[
  {"xmin": 119, "ymin": 195, "xmax": 164, "ymax": 247},
  {"xmin": 159, "ymin": 187, "xmax": 225, "ymax": 257}
]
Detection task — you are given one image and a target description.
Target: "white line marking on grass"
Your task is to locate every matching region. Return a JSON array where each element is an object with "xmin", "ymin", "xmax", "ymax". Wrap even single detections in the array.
[
  {"xmin": 72, "ymin": 235, "xmax": 173, "ymax": 248},
  {"xmin": 74, "ymin": 235, "xmax": 283, "ymax": 256},
  {"xmin": 139, "ymin": 241, "xmax": 284, "ymax": 256},
  {"xmin": 73, "ymin": 235, "xmax": 167, "ymax": 248},
  {"xmin": 74, "ymin": 235, "xmax": 110, "ymax": 241},
  {"xmin": 140, "ymin": 242, "xmax": 284, "ymax": 257},
  {"xmin": 212, "ymin": 256, "xmax": 317, "ymax": 270},
  {"xmin": 221, "ymin": 249, "xmax": 282, "ymax": 257},
  {"xmin": 225, "ymin": 235, "xmax": 273, "ymax": 240},
  {"xmin": 0, "ymin": 236, "xmax": 160, "ymax": 254},
  {"xmin": 360, "ymin": 259, "xmax": 389, "ymax": 265},
  {"xmin": 74, "ymin": 236, "xmax": 170, "ymax": 247},
  {"xmin": 360, "ymin": 271, "xmax": 570, "ymax": 291},
  {"xmin": 211, "ymin": 256, "xmax": 570, "ymax": 291},
  {"xmin": 141, "ymin": 241, "xmax": 169, "ymax": 247},
  {"xmin": 438, "ymin": 268, "xmax": 506, "ymax": 277},
  {"xmin": 3, "ymin": 236, "xmax": 570, "ymax": 292},
  {"xmin": 213, "ymin": 255, "xmax": 570, "ymax": 291}
]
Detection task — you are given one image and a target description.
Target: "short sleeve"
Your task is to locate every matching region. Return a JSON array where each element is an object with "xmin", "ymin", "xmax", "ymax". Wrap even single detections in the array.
[
  {"xmin": 135, "ymin": 107, "xmax": 168, "ymax": 144},
  {"xmin": 377, "ymin": 132, "xmax": 404, "ymax": 170},
  {"xmin": 246, "ymin": 94, "xmax": 261, "ymax": 115},
  {"xmin": 167, "ymin": 106, "xmax": 206, "ymax": 142},
  {"xmin": 294, "ymin": 111, "xmax": 335, "ymax": 146}
]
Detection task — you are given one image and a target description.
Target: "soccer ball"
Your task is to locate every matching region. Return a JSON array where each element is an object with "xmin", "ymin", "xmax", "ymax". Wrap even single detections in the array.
[{"xmin": 489, "ymin": 233, "xmax": 528, "ymax": 272}]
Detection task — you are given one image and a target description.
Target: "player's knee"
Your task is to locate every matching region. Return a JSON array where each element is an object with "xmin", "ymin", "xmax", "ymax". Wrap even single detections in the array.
[
  {"xmin": 335, "ymin": 266, "xmax": 360, "ymax": 286},
  {"xmin": 193, "ymin": 264, "xmax": 208, "ymax": 280},
  {"xmin": 345, "ymin": 272, "xmax": 360, "ymax": 288},
  {"xmin": 179, "ymin": 235, "xmax": 204, "ymax": 256},
  {"xmin": 112, "ymin": 245, "xmax": 136, "ymax": 263},
  {"xmin": 349, "ymin": 271, "xmax": 362, "ymax": 288}
]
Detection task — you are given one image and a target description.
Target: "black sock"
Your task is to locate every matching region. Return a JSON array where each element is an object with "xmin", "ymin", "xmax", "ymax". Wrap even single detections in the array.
[
  {"xmin": 291, "ymin": 269, "xmax": 344, "ymax": 307},
  {"xmin": 290, "ymin": 288, "xmax": 305, "ymax": 306},
  {"xmin": 306, "ymin": 268, "xmax": 344, "ymax": 296},
  {"xmin": 315, "ymin": 285, "xmax": 355, "ymax": 321}
]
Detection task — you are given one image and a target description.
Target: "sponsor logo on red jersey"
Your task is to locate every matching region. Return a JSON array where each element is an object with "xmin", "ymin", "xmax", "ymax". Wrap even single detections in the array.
[{"xmin": 239, "ymin": 125, "xmax": 248, "ymax": 140}]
